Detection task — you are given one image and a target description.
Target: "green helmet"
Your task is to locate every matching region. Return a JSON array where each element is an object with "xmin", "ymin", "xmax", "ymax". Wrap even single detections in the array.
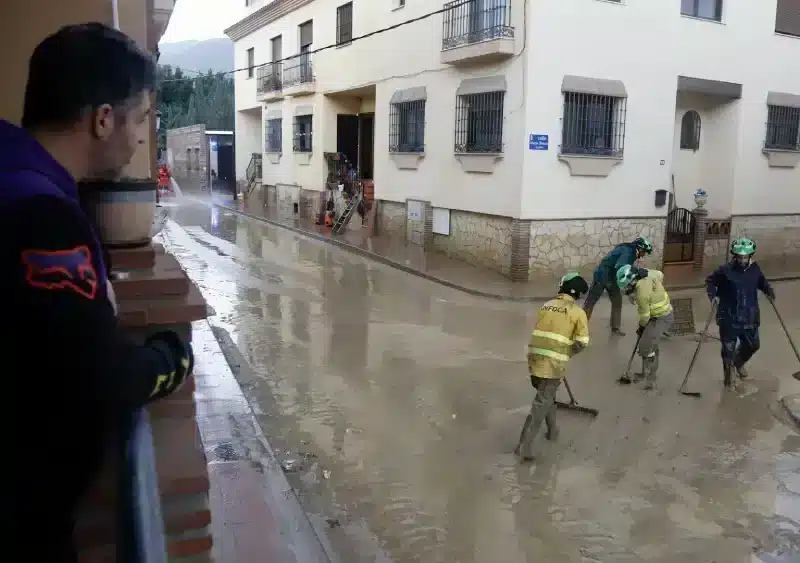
[
  {"xmin": 633, "ymin": 237, "xmax": 653, "ymax": 255},
  {"xmin": 616, "ymin": 264, "xmax": 638, "ymax": 289},
  {"xmin": 559, "ymin": 273, "xmax": 589, "ymax": 298},
  {"xmin": 731, "ymin": 237, "xmax": 756, "ymax": 256}
]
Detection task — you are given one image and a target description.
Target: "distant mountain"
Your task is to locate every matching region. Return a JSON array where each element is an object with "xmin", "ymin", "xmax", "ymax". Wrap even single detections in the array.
[{"xmin": 158, "ymin": 38, "xmax": 234, "ymax": 74}]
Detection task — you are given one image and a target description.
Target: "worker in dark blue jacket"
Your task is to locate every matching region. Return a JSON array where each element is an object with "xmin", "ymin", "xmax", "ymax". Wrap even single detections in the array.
[
  {"xmin": 706, "ymin": 237, "xmax": 775, "ymax": 389},
  {"xmin": 583, "ymin": 237, "xmax": 653, "ymax": 335},
  {"xmin": 1, "ymin": 24, "xmax": 192, "ymax": 562}
]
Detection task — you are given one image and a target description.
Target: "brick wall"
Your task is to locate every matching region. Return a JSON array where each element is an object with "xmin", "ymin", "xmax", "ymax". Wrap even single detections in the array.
[
  {"xmin": 166, "ymin": 125, "xmax": 209, "ymax": 192},
  {"xmin": 74, "ymin": 246, "xmax": 212, "ymax": 563}
]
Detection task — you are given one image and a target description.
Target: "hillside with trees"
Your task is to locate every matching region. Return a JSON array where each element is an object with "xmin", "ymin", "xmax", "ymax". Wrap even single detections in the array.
[{"xmin": 156, "ymin": 65, "xmax": 235, "ymax": 151}]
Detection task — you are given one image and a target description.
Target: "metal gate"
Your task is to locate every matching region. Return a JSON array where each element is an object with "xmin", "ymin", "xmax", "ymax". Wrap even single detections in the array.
[{"xmin": 664, "ymin": 208, "xmax": 696, "ymax": 263}]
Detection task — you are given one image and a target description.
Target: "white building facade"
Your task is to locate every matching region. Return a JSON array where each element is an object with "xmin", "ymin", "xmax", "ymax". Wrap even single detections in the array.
[{"xmin": 226, "ymin": 0, "xmax": 800, "ymax": 280}]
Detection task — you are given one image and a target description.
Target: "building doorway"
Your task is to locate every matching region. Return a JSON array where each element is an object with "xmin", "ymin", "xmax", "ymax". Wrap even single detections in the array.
[
  {"xmin": 336, "ymin": 114, "xmax": 359, "ymax": 172},
  {"xmin": 359, "ymin": 113, "xmax": 374, "ymax": 180}
]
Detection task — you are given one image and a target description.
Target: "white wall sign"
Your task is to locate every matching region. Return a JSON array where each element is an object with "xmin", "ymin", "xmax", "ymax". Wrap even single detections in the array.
[
  {"xmin": 432, "ymin": 207, "xmax": 451, "ymax": 235},
  {"xmin": 407, "ymin": 200, "xmax": 423, "ymax": 221}
]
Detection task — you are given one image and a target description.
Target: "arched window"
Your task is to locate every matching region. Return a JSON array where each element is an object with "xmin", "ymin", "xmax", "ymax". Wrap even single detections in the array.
[{"xmin": 680, "ymin": 110, "xmax": 701, "ymax": 151}]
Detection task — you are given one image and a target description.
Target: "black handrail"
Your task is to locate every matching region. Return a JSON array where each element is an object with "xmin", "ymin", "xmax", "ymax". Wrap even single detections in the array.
[{"xmin": 117, "ymin": 408, "xmax": 168, "ymax": 563}]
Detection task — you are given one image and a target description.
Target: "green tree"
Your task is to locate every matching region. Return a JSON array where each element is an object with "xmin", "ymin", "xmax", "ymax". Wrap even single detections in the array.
[{"xmin": 156, "ymin": 66, "xmax": 234, "ymax": 151}]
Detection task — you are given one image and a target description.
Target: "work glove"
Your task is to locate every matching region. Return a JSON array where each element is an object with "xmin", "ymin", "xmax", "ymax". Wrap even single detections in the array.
[
  {"xmin": 636, "ymin": 325, "xmax": 645, "ymax": 337},
  {"xmin": 146, "ymin": 331, "xmax": 194, "ymax": 401}
]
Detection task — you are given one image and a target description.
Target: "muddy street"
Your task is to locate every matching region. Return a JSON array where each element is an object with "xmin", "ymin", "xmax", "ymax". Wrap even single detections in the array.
[{"xmin": 164, "ymin": 200, "xmax": 799, "ymax": 563}]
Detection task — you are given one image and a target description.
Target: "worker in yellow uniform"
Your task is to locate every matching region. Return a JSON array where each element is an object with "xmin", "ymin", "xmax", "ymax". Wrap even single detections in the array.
[
  {"xmin": 515, "ymin": 273, "xmax": 590, "ymax": 462},
  {"xmin": 616, "ymin": 264, "xmax": 673, "ymax": 390}
]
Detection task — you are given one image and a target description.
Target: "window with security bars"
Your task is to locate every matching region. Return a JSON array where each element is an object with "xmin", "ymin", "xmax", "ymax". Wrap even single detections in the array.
[
  {"xmin": 389, "ymin": 100, "xmax": 425, "ymax": 153},
  {"xmin": 765, "ymin": 105, "xmax": 800, "ymax": 151},
  {"xmin": 454, "ymin": 91, "xmax": 504, "ymax": 153},
  {"xmin": 336, "ymin": 2, "xmax": 353, "ymax": 45},
  {"xmin": 265, "ymin": 118, "xmax": 282, "ymax": 152},
  {"xmin": 681, "ymin": 0, "xmax": 723, "ymax": 22},
  {"xmin": 680, "ymin": 110, "xmax": 701, "ymax": 151},
  {"xmin": 561, "ymin": 92, "xmax": 627, "ymax": 157},
  {"xmin": 293, "ymin": 115, "xmax": 313, "ymax": 152}
]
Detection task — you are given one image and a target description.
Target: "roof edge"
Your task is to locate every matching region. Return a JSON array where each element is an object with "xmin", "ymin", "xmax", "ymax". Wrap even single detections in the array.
[{"xmin": 224, "ymin": 0, "xmax": 315, "ymax": 41}]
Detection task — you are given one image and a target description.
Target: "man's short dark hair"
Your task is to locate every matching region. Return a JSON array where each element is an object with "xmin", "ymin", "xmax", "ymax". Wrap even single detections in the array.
[{"xmin": 22, "ymin": 23, "xmax": 156, "ymax": 130}]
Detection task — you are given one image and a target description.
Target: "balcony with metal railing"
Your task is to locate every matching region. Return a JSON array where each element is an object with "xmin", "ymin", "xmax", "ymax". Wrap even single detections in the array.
[
  {"xmin": 441, "ymin": 0, "xmax": 514, "ymax": 65},
  {"xmin": 282, "ymin": 54, "xmax": 315, "ymax": 97},
  {"xmin": 256, "ymin": 62, "xmax": 283, "ymax": 102}
]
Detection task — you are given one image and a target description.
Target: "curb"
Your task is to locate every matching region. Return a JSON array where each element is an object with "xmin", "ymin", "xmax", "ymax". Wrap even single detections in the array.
[
  {"xmin": 214, "ymin": 202, "xmax": 800, "ymax": 301},
  {"xmin": 215, "ymin": 202, "xmax": 550, "ymax": 302},
  {"xmin": 208, "ymin": 322, "xmax": 340, "ymax": 563}
]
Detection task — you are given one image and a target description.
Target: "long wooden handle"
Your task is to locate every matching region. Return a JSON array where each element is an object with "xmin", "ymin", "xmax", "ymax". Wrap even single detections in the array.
[
  {"xmin": 562, "ymin": 377, "xmax": 576, "ymax": 403},
  {"xmin": 679, "ymin": 301, "xmax": 717, "ymax": 390},
  {"xmin": 770, "ymin": 298, "xmax": 800, "ymax": 363}
]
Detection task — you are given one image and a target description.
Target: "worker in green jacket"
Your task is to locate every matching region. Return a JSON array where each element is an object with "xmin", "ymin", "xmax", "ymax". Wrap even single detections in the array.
[
  {"xmin": 583, "ymin": 237, "xmax": 654, "ymax": 336},
  {"xmin": 617, "ymin": 265, "xmax": 673, "ymax": 390}
]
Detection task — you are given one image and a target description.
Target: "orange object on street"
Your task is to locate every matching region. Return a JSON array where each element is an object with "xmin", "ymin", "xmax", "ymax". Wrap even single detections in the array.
[{"xmin": 157, "ymin": 165, "xmax": 171, "ymax": 189}]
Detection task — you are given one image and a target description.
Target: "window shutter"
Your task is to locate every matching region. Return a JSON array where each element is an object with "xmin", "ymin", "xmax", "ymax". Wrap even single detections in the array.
[
  {"xmin": 776, "ymin": 0, "xmax": 800, "ymax": 36},
  {"xmin": 300, "ymin": 21, "xmax": 313, "ymax": 47}
]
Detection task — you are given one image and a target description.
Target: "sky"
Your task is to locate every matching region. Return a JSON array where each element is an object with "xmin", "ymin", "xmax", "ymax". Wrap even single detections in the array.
[{"xmin": 160, "ymin": 0, "xmax": 243, "ymax": 44}]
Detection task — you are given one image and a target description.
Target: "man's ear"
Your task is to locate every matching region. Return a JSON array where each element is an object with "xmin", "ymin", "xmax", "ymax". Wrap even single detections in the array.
[{"xmin": 91, "ymin": 104, "xmax": 115, "ymax": 141}]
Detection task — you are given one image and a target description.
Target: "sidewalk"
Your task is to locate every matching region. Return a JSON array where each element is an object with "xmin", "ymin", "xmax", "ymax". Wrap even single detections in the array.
[
  {"xmin": 208, "ymin": 195, "xmax": 800, "ymax": 301},
  {"xmin": 191, "ymin": 319, "xmax": 335, "ymax": 563}
]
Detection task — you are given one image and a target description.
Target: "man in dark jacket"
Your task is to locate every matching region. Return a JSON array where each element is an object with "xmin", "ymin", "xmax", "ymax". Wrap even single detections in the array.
[
  {"xmin": 1, "ymin": 24, "xmax": 193, "ymax": 562},
  {"xmin": 583, "ymin": 236, "xmax": 653, "ymax": 335},
  {"xmin": 706, "ymin": 237, "xmax": 775, "ymax": 389}
]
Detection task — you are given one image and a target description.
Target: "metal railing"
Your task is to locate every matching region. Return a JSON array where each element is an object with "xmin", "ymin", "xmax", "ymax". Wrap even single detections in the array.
[
  {"xmin": 765, "ymin": 105, "xmax": 800, "ymax": 151},
  {"xmin": 390, "ymin": 100, "xmax": 426, "ymax": 153},
  {"xmin": 442, "ymin": 0, "xmax": 513, "ymax": 50},
  {"xmin": 560, "ymin": 92, "xmax": 627, "ymax": 157},
  {"xmin": 247, "ymin": 153, "xmax": 262, "ymax": 181},
  {"xmin": 256, "ymin": 62, "xmax": 282, "ymax": 94},
  {"xmin": 265, "ymin": 119, "xmax": 282, "ymax": 153},
  {"xmin": 283, "ymin": 54, "xmax": 314, "ymax": 88},
  {"xmin": 117, "ymin": 409, "xmax": 168, "ymax": 563},
  {"xmin": 454, "ymin": 91, "xmax": 504, "ymax": 153},
  {"xmin": 293, "ymin": 115, "xmax": 313, "ymax": 153}
]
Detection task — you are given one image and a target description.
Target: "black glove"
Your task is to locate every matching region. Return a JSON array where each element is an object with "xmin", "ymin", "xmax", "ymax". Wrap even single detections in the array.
[
  {"xmin": 767, "ymin": 288, "xmax": 776, "ymax": 301},
  {"xmin": 146, "ymin": 331, "xmax": 194, "ymax": 400},
  {"xmin": 636, "ymin": 325, "xmax": 645, "ymax": 337}
]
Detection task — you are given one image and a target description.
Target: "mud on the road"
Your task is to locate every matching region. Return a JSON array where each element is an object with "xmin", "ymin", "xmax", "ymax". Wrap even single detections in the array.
[{"xmin": 165, "ymin": 203, "xmax": 800, "ymax": 563}]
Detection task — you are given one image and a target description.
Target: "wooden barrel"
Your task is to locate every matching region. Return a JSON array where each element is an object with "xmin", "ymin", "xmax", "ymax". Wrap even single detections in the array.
[{"xmin": 79, "ymin": 179, "xmax": 158, "ymax": 249}]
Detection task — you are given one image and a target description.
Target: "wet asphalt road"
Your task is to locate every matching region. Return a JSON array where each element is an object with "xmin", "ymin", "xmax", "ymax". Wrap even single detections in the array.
[{"xmin": 162, "ymin": 200, "xmax": 799, "ymax": 563}]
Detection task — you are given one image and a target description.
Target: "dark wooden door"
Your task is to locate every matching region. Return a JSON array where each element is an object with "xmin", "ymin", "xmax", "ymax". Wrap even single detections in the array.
[
  {"xmin": 359, "ymin": 113, "xmax": 374, "ymax": 180},
  {"xmin": 336, "ymin": 114, "xmax": 359, "ymax": 173}
]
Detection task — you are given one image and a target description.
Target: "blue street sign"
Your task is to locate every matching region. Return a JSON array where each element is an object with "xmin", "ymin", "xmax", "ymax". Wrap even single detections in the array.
[
  {"xmin": 209, "ymin": 140, "xmax": 219, "ymax": 152},
  {"xmin": 529, "ymin": 134, "xmax": 548, "ymax": 151}
]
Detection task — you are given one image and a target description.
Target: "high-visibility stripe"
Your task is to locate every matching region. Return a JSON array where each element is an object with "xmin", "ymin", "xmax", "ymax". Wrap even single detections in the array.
[
  {"xmin": 530, "ymin": 337, "xmax": 570, "ymax": 357},
  {"xmin": 531, "ymin": 347, "xmax": 570, "ymax": 362},
  {"xmin": 532, "ymin": 330, "xmax": 573, "ymax": 345},
  {"xmin": 575, "ymin": 335, "xmax": 590, "ymax": 344}
]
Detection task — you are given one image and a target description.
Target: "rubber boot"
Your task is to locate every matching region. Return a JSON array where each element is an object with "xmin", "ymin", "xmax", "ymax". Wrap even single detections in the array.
[
  {"xmin": 545, "ymin": 408, "xmax": 559, "ymax": 441},
  {"xmin": 643, "ymin": 356, "xmax": 658, "ymax": 391},
  {"xmin": 514, "ymin": 414, "xmax": 532, "ymax": 456},
  {"xmin": 733, "ymin": 355, "xmax": 749, "ymax": 379},
  {"xmin": 517, "ymin": 407, "xmax": 548, "ymax": 461},
  {"xmin": 723, "ymin": 361, "xmax": 735, "ymax": 389}
]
